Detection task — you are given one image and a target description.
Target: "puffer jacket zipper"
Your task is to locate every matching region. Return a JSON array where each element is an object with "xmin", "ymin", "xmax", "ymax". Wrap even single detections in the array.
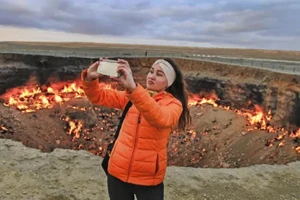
[{"xmin": 126, "ymin": 114, "xmax": 141, "ymax": 182}]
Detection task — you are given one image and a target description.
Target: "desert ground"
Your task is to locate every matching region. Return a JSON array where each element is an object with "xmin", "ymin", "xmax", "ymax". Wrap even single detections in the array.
[{"xmin": 1, "ymin": 41, "xmax": 300, "ymax": 61}]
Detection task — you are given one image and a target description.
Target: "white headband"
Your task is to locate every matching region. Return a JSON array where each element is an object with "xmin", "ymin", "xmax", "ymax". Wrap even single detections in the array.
[{"xmin": 153, "ymin": 59, "xmax": 176, "ymax": 87}]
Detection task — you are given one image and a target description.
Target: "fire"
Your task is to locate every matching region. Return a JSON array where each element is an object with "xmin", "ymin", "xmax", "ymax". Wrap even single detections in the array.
[
  {"xmin": 290, "ymin": 129, "xmax": 300, "ymax": 154},
  {"xmin": 189, "ymin": 130, "xmax": 197, "ymax": 141},
  {"xmin": 0, "ymin": 81, "xmax": 114, "ymax": 113},
  {"xmin": 1, "ymin": 124, "xmax": 8, "ymax": 131},
  {"xmin": 188, "ymin": 93, "xmax": 300, "ymax": 153},
  {"xmin": 295, "ymin": 146, "xmax": 300, "ymax": 153},
  {"xmin": 232, "ymin": 105, "xmax": 274, "ymax": 132},
  {"xmin": 0, "ymin": 80, "xmax": 115, "ymax": 137},
  {"xmin": 1, "ymin": 81, "xmax": 300, "ymax": 154},
  {"xmin": 20, "ymin": 87, "xmax": 41, "ymax": 98},
  {"xmin": 188, "ymin": 94, "xmax": 273, "ymax": 131},
  {"xmin": 188, "ymin": 94, "xmax": 218, "ymax": 107},
  {"xmin": 290, "ymin": 129, "xmax": 300, "ymax": 139},
  {"xmin": 278, "ymin": 140, "xmax": 285, "ymax": 147},
  {"xmin": 62, "ymin": 116, "xmax": 83, "ymax": 140}
]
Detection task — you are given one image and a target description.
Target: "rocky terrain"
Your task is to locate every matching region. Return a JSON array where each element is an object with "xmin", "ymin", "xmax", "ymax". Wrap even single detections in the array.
[{"xmin": 1, "ymin": 139, "xmax": 299, "ymax": 200}]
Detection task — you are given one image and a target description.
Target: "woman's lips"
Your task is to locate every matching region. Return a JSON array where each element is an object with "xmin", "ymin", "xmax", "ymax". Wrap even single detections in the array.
[{"xmin": 147, "ymin": 80, "xmax": 154, "ymax": 85}]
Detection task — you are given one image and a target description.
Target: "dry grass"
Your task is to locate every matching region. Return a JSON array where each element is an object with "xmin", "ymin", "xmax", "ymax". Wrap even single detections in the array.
[{"xmin": 1, "ymin": 41, "xmax": 300, "ymax": 61}]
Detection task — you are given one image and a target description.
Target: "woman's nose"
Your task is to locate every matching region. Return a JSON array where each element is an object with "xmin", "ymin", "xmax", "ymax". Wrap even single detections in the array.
[{"xmin": 149, "ymin": 73, "xmax": 156, "ymax": 80}]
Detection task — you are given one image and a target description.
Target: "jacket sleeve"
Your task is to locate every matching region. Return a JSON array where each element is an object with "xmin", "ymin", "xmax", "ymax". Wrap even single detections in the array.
[
  {"xmin": 81, "ymin": 69, "xmax": 128, "ymax": 110},
  {"xmin": 127, "ymin": 84, "xmax": 183, "ymax": 128}
]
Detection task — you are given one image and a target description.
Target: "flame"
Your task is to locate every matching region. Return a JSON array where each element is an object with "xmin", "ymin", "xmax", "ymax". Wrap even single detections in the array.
[
  {"xmin": 1, "ymin": 125, "xmax": 8, "ymax": 131},
  {"xmin": 62, "ymin": 116, "xmax": 83, "ymax": 140},
  {"xmin": 189, "ymin": 130, "xmax": 197, "ymax": 141},
  {"xmin": 1, "ymin": 81, "xmax": 300, "ymax": 154},
  {"xmin": 0, "ymin": 80, "xmax": 114, "ymax": 113},
  {"xmin": 290, "ymin": 129, "xmax": 300, "ymax": 154},
  {"xmin": 54, "ymin": 94, "xmax": 63, "ymax": 103},
  {"xmin": 295, "ymin": 146, "xmax": 300, "ymax": 153},
  {"xmin": 232, "ymin": 105, "xmax": 274, "ymax": 132},
  {"xmin": 276, "ymin": 133, "xmax": 287, "ymax": 141},
  {"xmin": 278, "ymin": 140, "xmax": 285, "ymax": 147},
  {"xmin": 188, "ymin": 94, "xmax": 273, "ymax": 132},
  {"xmin": 187, "ymin": 93, "xmax": 300, "ymax": 153},
  {"xmin": 0, "ymin": 80, "xmax": 114, "ymax": 138},
  {"xmin": 188, "ymin": 94, "xmax": 218, "ymax": 107},
  {"xmin": 290, "ymin": 129, "xmax": 300, "ymax": 139}
]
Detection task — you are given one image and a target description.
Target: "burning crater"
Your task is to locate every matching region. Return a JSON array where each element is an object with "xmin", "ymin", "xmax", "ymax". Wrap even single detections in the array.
[{"xmin": 0, "ymin": 54, "xmax": 299, "ymax": 168}]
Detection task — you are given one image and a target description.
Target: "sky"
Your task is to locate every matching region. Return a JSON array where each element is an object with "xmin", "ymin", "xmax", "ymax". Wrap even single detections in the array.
[{"xmin": 0, "ymin": 0, "xmax": 299, "ymax": 50}]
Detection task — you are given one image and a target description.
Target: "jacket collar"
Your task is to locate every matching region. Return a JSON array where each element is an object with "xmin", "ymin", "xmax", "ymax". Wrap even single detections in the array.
[
  {"xmin": 148, "ymin": 90, "xmax": 158, "ymax": 97},
  {"xmin": 147, "ymin": 89, "xmax": 172, "ymax": 101}
]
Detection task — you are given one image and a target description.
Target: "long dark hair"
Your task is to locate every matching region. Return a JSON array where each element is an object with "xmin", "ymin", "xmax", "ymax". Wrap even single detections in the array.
[{"xmin": 164, "ymin": 58, "xmax": 191, "ymax": 131}]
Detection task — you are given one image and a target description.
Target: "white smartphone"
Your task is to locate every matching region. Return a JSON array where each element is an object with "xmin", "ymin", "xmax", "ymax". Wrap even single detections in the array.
[{"xmin": 97, "ymin": 59, "xmax": 119, "ymax": 77}]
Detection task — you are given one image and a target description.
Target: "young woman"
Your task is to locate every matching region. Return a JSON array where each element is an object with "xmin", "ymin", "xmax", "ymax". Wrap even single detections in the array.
[{"xmin": 81, "ymin": 58, "xmax": 191, "ymax": 200}]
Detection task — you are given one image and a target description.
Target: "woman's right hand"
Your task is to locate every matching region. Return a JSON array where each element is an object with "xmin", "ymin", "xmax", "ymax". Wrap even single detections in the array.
[{"xmin": 86, "ymin": 58, "xmax": 103, "ymax": 81}]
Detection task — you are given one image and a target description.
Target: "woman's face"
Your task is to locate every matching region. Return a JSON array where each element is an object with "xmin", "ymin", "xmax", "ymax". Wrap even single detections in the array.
[{"xmin": 146, "ymin": 64, "xmax": 168, "ymax": 92}]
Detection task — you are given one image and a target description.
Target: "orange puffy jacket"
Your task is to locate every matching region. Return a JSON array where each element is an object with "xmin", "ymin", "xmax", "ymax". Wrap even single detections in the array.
[{"xmin": 81, "ymin": 70, "xmax": 183, "ymax": 186}]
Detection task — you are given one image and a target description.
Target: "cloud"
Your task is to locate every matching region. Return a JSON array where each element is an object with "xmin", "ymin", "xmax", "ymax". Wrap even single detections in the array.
[{"xmin": 0, "ymin": 0, "xmax": 299, "ymax": 50}]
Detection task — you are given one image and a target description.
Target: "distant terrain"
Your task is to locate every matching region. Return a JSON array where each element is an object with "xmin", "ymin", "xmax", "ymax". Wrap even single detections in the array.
[{"xmin": 1, "ymin": 41, "xmax": 300, "ymax": 61}]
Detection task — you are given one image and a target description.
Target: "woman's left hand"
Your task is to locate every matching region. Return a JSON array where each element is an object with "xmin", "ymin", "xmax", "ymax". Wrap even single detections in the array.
[{"xmin": 113, "ymin": 59, "xmax": 136, "ymax": 91}]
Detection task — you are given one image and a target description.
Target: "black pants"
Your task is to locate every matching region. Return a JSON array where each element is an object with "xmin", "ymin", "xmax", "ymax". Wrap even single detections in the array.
[{"xmin": 107, "ymin": 173, "xmax": 164, "ymax": 200}]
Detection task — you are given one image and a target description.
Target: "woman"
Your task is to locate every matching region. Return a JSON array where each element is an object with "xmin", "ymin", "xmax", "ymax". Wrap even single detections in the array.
[{"xmin": 81, "ymin": 58, "xmax": 191, "ymax": 200}]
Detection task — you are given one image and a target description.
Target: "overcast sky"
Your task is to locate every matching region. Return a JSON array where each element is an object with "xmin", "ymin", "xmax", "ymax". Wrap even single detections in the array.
[{"xmin": 0, "ymin": 0, "xmax": 299, "ymax": 50}]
